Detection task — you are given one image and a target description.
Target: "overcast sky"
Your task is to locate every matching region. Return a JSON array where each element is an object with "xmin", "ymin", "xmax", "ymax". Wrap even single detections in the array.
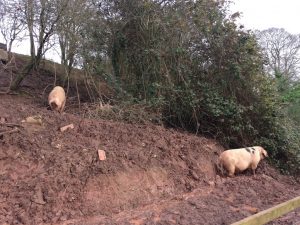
[
  {"xmin": 1, "ymin": 0, "xmax": 299, "ymax": 61},
  {"xmin": 230, "ymin": 0, "xmax": 300, "ymax": 34}
]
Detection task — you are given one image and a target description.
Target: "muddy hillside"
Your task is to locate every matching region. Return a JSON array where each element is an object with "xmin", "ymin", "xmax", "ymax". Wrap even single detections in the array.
[{"xmin": 0, "ymin": 59, "xmax": 300, "ymax": 225}]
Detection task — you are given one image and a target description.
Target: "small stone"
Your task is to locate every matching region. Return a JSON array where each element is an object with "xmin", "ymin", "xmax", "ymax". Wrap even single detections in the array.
[
  {"xmin": 32, "ymin": 185, "xmax": 46, "ymax": 205},
  {"xmin": 98, "ymin": 149, "xmax": 106, "ymax": 161},
  {"xmin": 51, "ymin": 141, "xmax": 62, "ymax": 149},
  {"xmin": 190, "ymin": 170, "xmax": 199, "ymax": 180},
  {"xmin": 243, "ymin": 205, "xmax": 259, "ymax": 214},
  {"xmin": 60, "ymin": 123, "xmax": 74, "ymax": 132},
  {"xmin": 22, "ymin": 115, "xmax": 43, "ymax": 125},
  {"xmin": 208, "ymin": 181, "xmax": 215, "ymax": 186},
  {"xmin": 230, "ymin": 206, "xmax": 240, "ymax": 212}
]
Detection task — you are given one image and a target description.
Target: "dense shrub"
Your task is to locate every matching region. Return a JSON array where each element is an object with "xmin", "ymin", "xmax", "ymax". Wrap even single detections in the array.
[{"xmin": 80, "ymin": 0, "xmax": 300, "ymax": 174}]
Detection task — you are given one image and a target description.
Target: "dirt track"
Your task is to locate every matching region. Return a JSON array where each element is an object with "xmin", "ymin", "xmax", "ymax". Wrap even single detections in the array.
[{"xmin": 0, "ymin": 94, "xmax": 299, "ymax": 225}]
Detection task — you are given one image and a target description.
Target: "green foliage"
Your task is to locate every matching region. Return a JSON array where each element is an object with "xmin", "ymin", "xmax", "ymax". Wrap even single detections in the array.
[
  {"xmin": 258, "ymin": 116, "xmax": 300, "ymax": 174},
  {"xmin": 79, "ymin": 0, "xmax": 299, "ymax": 174},
  {"xmin": 282, "ymin": 84, "xmax": 300, "ymax": 103}
]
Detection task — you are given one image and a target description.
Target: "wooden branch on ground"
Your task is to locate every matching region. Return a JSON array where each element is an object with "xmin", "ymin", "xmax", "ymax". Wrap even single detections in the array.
[
  {"xmin": 0, "ymin": 127, "xmax": 20, "ymax": 136},
  {"xmin": 0, "ymin": 90, "xmax": 18, "ymax": 95},
  {"xmin": 0, "ymin": 123, "xmax": 24, "ymax": 128},
  {"xmin": 0, "ymin": 90, "xmax": 9, "ymax": 94}
]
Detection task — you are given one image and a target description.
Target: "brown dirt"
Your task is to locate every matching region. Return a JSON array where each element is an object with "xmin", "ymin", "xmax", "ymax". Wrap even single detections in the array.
[{"xmin": 0, "ymin": 58, "xmax": 300, "ymax": 225}]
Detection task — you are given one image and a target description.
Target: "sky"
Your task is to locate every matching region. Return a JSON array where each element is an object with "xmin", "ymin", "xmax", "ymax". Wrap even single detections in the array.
[
  {"xmin": 229, "ymin": 0, "xmax": 300, "ymax": 34},
  {"xmin": 1, "ymin": 0, "xmax": 300, "ymax": 61}
]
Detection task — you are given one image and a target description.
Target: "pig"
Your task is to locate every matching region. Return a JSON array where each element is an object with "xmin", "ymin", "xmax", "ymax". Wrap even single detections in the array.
[
  {"xmin": 218, "ymin": 146, "xmax": 268, "ymax": 177},
  {"xmin": 48, "ymin": 86, "xmax": 66, "ymax": 113}
]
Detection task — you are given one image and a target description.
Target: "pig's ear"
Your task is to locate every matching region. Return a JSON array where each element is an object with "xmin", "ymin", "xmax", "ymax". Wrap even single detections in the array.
[{"xmin": 260, "ymin": 149, "xmax": 268, "ymax": 158}]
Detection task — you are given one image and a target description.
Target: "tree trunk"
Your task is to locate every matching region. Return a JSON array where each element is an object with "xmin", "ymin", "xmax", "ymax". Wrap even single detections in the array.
[
  {"xmin": 10, "ymin": 61, "xmax": 35, "ymax": 90},
  {"xmin": 35, "ymin": 44, "xmax": 43, "ymax": 68},
  {"xmin": 8, "ymin": 40, "xmax": 13, "ymax": 61},
  {"xmin": 27, "ymin": 0, "xmax": 35, "ymax": 60},
  {"xmin": 59, "ymin": 36, "xmax": 67, "ymax": 65}
]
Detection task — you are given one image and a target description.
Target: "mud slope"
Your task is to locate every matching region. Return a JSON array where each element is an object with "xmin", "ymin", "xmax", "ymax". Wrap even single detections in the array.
[{"xmin": 0, "ymin": 94, "xmax": 299, "ymax": 225}]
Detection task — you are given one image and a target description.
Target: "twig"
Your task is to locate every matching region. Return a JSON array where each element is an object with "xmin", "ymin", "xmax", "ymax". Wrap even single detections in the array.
[
  {"xmin": 88, "ymin": 71, "xmax": 104, "ymax": 102},
  {"xmin": 0, "ymin": 123, "xmax": 24, "ymax": 128},
  {"xmin": 0, "ymin": 127, "xmax": 19, "ymax": 136},
  {"xmin": 53, "ymin": 60, "xmax": 57, "ymax": 87},
  {"xmin": 0, "ymin": 90, "xmax": 18, "ymax": 95},
  {"xmin": 42, "ymin": 84, "xmax": 52, "ymax": 97},
  {"xmin": 75, "ymin": 78, "xmax": 81, "ymax": 110},
  {"xmin": 84, "ymin": 70, "xmax": 96, "ymax": 102},
  {"xmin": 66, "ymin": 72, "xmax": 70, "ymax": 96},
  {"xmin": 8, "ymin": 57, "xmax": 14, "ymax": 89}
]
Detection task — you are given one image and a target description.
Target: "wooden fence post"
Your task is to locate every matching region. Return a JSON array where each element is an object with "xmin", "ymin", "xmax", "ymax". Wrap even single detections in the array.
[{"xmin": 231, "ymin": 196, "xmax": 300, "ymax": 225}]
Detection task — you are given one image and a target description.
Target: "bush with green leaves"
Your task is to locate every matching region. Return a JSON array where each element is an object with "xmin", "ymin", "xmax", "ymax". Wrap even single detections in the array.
[{"xmin": 80, "ymin": 0, "xmax": 299, "ymax": 174}]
